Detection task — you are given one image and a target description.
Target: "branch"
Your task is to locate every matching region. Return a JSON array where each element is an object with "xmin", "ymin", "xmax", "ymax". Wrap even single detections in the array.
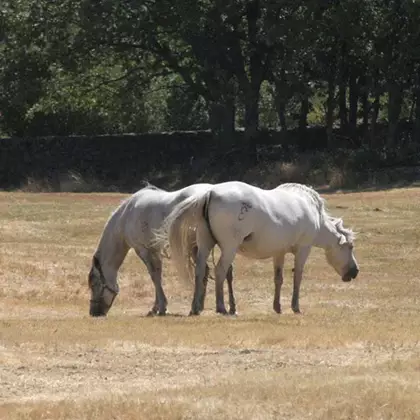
[
  {"xmin": 100, "ymin": 41, "xmax": 145, "ymax": 51},
  {"xmin": 81, "ymin": 67, "xmax": 172, "ymax": 95},
  {"xmin": 151, "ymin": 40, "xmax": 209, "ymax": 98}
]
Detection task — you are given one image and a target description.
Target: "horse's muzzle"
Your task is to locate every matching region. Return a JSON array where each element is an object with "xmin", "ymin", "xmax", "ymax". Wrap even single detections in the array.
[
  {"xmin": 342, "ymin": 266, "xmax": 359, "ymax": 282},
  {"xmin": 89, "ymin": 300, "xmax": 108, "ymax": 317}
]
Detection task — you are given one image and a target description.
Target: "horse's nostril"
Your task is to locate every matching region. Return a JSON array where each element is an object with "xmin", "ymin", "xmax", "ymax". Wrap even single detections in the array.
[
  {"xmin": 90, "ymin": 303, "xmax": 106, "ymax": 317},
  {"xmin": 90, "ymin": 309, "xmax": 106, "ymax": 317}
]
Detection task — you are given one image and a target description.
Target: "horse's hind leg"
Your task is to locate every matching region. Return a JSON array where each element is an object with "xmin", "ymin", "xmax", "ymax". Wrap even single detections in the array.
[
  {"xmin": 135, "ymin": 248, "xmax": 168, "ymax": 316},
  {"xmin": 272, "ymin": 254, "xmax": 285, "ymax": 314},
  {"xmin": 226, "ymin": 265, "xmax": 236, "ymax": 315},
  {"xmin": 190, "ymin": 223, "xmax": 216, "ymax": 316},
  {"xmin": 199, "ymin": 263, "xmax": 209, "ymax": 312},
  {"xmin": 198, "ymin": 263, "xmax": 234, "ymax": 314},
  {"xmin": 214, "ymin": 249, "xmax": 236, "ymax": 315},
  {"xmin": 191, "ymin": 245, "xmax": 209, "ymax": 312},
  {"xmin": 190, "ymin": 247, "xmax": 212, "ymax": 315}
]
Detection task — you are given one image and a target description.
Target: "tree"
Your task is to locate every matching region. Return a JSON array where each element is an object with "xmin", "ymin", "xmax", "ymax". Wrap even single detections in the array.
[
  {"xmin": 2, "ymin": 0, "xmax": 420, "ymax": 153},
  {"xmin": 0, "ymin": 0, "xmax": 52, "ymax": 135}
]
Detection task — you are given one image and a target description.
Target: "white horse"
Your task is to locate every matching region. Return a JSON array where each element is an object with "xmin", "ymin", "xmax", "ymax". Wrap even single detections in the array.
[
  {"xmin": 158, "ymin": 181, "xmax": 359, "ymax": 315},
  {"xmin": 88, "ymin": 182, "xmax": 235, "ymax": 317}
]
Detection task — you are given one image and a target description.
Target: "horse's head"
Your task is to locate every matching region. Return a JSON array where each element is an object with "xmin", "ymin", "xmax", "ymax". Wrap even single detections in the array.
[
  {"xmin": 88, "ymin": 255, "xmax": 118, "ymax": 316},
  {"xmin": 324, "ymin": 218, "xmax": 359, "ymax": 282}
]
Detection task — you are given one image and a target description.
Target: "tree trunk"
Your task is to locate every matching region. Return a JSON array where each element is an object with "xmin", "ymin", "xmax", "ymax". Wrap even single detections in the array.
[
  {"xmin": 244, "ymin": 86, "xmax": 260, "ymax": 139},
  {"xmin": 338, "ymin": 82, "xmax": 347, "ymax": 130},
  {"xmin": 359, "ymin": 75, "xmax": 369, "ymax": 128},
  {"xmin": 326, "ymin": 71, "xmax": 336, "ymax": 148},
  {"xmin": 387, "ymin": 81, "xmax": 403, "ymax": 148},
  {"xmin": 368, "ymin": 67, "xmax": 382, "ymax": 148},
  {"xmin": 414, "ymin": 68, "xmax": 420, "ymax": 143},
  {"xmin": 243, "ymin": 85, "xmax": 260, "ymax": 163},
  {"xmin": 278, "ymin": 101, "xmax": 287, "ymax": 131},
  {"xmin": 370, "ymin": 92, "xmax": 380, "ymax": 148},
  {"xmin": 299, "ymin": 94, "xmax": 309, "ymax": 133},
  {"xmin": 224, "ymin": 98, "xmax": 236, "ymax": 139},
  {"xmin": 243, "ymin": 0, "xmax": 263, "ymax": 162},
  {"xmin": 348, "ymin": 70, "xmax": 359, "ymax": 135},
  {"xmin": 273, "ymin": 78, "xmax": 288, "ymax": 131},
  {"xmin": 359, "ymin": 75, "xmax": 370, "ymax": 145},
  {"xmin": 208, "ymin": 99, "xmax": 235, "ymax": 146},
  {"xmin": 338, "ymin": 42, "xmax": 348, "ymax": 130},
  {"xmin": 415, "ymin": 93, "xmax": 420, "ymax": 143}
]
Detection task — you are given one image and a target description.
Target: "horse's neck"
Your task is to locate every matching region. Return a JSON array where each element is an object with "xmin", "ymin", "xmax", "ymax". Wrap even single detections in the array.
[
  {"xmin": 96, "ymin": 216, "xmax": 129, "ymax": 273},
  {"xmin": 314, "ymin": 221, "xmax": 338, "ymax": 248}
]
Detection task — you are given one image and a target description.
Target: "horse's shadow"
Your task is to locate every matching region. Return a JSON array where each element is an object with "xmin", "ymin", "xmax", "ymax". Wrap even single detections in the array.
[
  {"xmin": 141, "ymin": 312, "xmax": 188, "ymax": 318},
  {"xmin": 137, "ymin": 311, "xmax": 240, "ymax": 319}
]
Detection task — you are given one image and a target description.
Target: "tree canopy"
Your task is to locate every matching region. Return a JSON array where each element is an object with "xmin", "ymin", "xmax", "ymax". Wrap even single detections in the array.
[{"xmin": 1, "ymin": 0, "xmax": 420, "ymax": 149}]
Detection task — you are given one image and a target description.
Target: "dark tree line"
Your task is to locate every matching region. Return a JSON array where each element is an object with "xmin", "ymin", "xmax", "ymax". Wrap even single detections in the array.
[{"xmin": 1, "ymin": 0, "xmax": 420, "ymax": 152}]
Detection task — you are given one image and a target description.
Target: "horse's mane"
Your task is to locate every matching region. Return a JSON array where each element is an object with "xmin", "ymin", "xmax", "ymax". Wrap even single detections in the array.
[
  {"xmin": 278, "ymin": 183, "xmax": 327, "ymax": 221},
  {"xmin": 277, "ymin": 183, "xmax": 356, "ymax": 243},
  {"xmin": 139, "ymin": 180, "xmax": 165, "ymax": 192},
  {"xmin": 330, "ymin": 217, "xmax": 356, "ymax": 244}
]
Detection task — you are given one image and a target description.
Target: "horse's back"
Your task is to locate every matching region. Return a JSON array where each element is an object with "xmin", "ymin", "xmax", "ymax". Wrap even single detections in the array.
[
  {"xmin": 207, "ymin": 182, "xmax": 321, "ymax": 257},
  {"xmin": 209, "ymin": 181, "xmax": 316, "ymax": 224},
  {"xmin": 122, "ymin": 183, "xmax": 212, "ymax": 248},
  {"xmin": 173, "ymin": 183, "xmax": 212, "ymax": 202}
]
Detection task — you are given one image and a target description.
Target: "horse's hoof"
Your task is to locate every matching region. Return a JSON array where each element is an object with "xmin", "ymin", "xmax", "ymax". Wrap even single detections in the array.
[
  {"xmin": 273, "ymin": 303, "xmax": 281, "ymax": 314},
  {"xmin": 216, "ymin": 309, "xmax": 228, "ymax": 315},
  {"xmin": 157, "ymin": 311, "xmax": 167, "ymax": 316},
  {"xmin": 188, "ymin": 310, "xmax": 200, "ymax": 316}
]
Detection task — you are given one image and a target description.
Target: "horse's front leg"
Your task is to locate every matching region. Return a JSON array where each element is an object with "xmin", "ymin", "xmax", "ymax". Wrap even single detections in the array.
[
  {"xmin": 136, "ymin": 248, "xmax": 167, "ymax": 316},
  {"xmin": 272, "ymin": 254, "xmax": 285, "ymax": 314},
  {"xmin": 291, "ymin": 246, "xmax": 311, "ymax": 314}
]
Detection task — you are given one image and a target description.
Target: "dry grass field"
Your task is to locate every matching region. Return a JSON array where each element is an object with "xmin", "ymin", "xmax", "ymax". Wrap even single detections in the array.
[{"xmin": 1, "ymin": 187, "xmax": 420, "ymax": 420}]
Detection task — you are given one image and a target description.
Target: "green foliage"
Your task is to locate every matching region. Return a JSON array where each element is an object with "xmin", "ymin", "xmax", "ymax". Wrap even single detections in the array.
[
  {"xmin": 144, "ymin": 77, "xmax": 172, "ymax": 133},
  {"xmin": 0, "ymin": 1, "xmax": 51, "ymax": 135},
  {"xmin": 25, "ymin": 64, "xmax": 151, "ymax": 135},
  {"xmin": 166, "ymin": 82, "xmax": 208, "ymax": 131},
  {"xmin": 1, "ymin": 0, "xmax": 420, "ymax": 147}
]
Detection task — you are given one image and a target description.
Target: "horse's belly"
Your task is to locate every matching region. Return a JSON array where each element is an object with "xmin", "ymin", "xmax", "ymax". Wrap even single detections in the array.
[{"xmin": 237, "ymin": 234, "xmax": 292, "ymax": 259}]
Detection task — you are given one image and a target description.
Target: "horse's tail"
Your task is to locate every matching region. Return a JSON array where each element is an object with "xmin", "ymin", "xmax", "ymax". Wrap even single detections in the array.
[{"xmin": 154, "ymin": 190, "xmax": 212, "ymax": 283}]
